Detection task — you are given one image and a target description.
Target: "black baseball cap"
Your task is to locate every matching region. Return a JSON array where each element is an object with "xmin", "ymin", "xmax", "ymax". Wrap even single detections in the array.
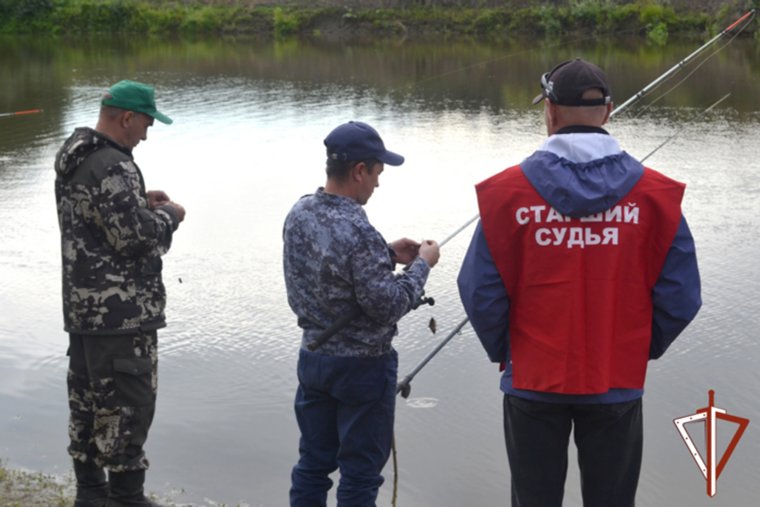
[{"xmin": 532, "ymin": 58, "xmax": 612, "ymax": 107}]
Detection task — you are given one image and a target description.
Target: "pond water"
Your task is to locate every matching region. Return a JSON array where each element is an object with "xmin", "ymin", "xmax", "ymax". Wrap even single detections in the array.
[{"xmin": 1, "ymin": 34, "xmax": 759, "ymax": 506}]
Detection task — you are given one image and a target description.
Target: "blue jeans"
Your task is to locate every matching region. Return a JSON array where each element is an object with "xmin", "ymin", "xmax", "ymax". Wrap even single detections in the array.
[{"xmin": 290, "ymin": 348, "xmax": 398, "ymax": 507}]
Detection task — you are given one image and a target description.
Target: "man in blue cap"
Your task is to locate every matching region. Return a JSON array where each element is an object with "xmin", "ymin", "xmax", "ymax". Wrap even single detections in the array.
[
  {"xmin": 55, "ymin": 80, "xmax": 185, "ymax": 507},
  {"xmin": 283, "ymin": 121, "xmax": 440, "ymax": 506}
]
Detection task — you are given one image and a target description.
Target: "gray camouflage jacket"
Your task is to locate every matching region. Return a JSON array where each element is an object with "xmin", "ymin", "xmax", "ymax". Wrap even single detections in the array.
[
  {"xmin": 283, "ymin": 188, "xmax": 431, "ymax": 357},
  {"xmin": 54, "ymin": 127, "xmax": 179, "ymax": 335}
]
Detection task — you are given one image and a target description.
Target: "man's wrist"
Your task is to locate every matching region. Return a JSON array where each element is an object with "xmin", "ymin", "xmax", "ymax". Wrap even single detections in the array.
[{"xmin": 388, "ymin": 244, "xmax": 397, "ymax": 262}]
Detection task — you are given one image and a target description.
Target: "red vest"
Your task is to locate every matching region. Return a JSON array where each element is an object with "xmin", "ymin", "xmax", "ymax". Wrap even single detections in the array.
[{"xmin": 476, "ymin": 165, "xmax": 684, "ymax": 394}]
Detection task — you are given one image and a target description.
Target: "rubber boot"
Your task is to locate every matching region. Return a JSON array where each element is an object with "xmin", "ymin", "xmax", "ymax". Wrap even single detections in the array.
[
  {"xmin": 106, "ymin": 470, "xmax": 164, "ymax": 507},
  {"xmin": 73, "ymin": 460, "xmax": 108, "ymax": 507}
]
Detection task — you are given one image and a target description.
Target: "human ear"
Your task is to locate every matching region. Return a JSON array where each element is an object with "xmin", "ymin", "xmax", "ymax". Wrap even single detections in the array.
[
  {"xmin": 120, "ymin": 110, "xmax": 134, "ymax": 128},
  {"xmin": 601, "ymin": 103, "xmax": 613, "ymax": 125},
  {"xmin": 351, "ymin": 162, "xmax": 367, "ymax": 182},
  {"xmin": 546, "ymin": 101, "xmax": 556, "ymax": 125},
  {"xmin": 543, "ymin": 101, "xmax": 555, "ymax": 134}
]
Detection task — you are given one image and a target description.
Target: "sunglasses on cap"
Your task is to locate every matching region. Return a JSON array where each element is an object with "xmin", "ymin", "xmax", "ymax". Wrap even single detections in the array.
[{"xmin": 536, "ymin": 59, "xmax": 612, "ymax": 107}]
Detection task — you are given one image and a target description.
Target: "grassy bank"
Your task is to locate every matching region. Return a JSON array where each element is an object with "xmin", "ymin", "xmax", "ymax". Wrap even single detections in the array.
[
  {"xmin": 0, "ymin": 462, "xmax": 71, "ymax": 507},
  {"xmin": 0, "ymin": 0, "xmax": 756, "ymax": 42},
  {"xmin": 0, "ymin": 460, "xmax": 251, "ymax": 507}
]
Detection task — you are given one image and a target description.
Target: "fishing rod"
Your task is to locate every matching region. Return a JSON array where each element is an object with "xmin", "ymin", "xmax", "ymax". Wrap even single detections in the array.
[
  {"xmin": 0, "ymin": 108, "xmax": 43, "ymax": 118},
  {"xmin": 306, "ymin": 289, "xmax": 435, "ymax": 352},
  {"xmin": 391, "ymin": 19, "xmax": 750, "ymax": 504},
  {"xmin": 426, "ymin": 12, "xmax": 752, "ymax": 253},
  {"xmin": 396, "ymin": 317, "xmax": 470, "ymax": 398},
  {"xmin": 311, "ymin": 11, "xmax": 749, "ymax": 359},
  {"xmin": 390, "ymin": 25, "xmax": 748, "ymax": 505},
  {"xmin": 629, "ymin": 12, "xmax": 754, "ymax": 119},
  {"xmin": 394, "ymin": 91, "xmax": 733, "ymax": 398},
  {"xmin": 610, "ymin": 9, "xmax": 755, "ymax": 118},
  {"xmin": 639, "ymin": 92, "xmax": 731, "ymax": 163},
  {"xmin": 390, "ymin": 93, "xmax": 730, "ymax": 499},
  {"xmin": 305, "ymin": 230, "xmax": 468, "ymax": 353},
  {"xmin": 439, "ymin": 214, "xmax": 479, "ymax": 248}
]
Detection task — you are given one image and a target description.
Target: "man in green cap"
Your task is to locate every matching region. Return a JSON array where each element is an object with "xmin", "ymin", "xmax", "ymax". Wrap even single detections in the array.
[{"xmin": 54, "ymin": 80, "xmax": 185, "ymax": 507}]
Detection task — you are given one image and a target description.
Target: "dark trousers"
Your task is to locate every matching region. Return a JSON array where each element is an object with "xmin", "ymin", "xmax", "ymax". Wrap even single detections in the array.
[
  {"xmin": 67, "ymin": 331, "xmax": 158, "ymax": 472},
  {"xmin": 503, "ymin": 395, "xmax": 642, "ymax": 507},
  {"xmin": 290, "ymin": 348, "xmax": 398, "ymax": 507}
]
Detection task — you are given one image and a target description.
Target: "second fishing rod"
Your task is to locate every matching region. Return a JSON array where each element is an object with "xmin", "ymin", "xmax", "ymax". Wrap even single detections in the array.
[
  {"xmin": 396, "ymin": 91, "xmax": 731, "ymax": 400},
  {"xmin": 436, "ymin": 7, "xmax": 757, "ymax": 252},
  {"xmin": 393, "ymin": 10, "xmax": 756, "ymax": 397}
]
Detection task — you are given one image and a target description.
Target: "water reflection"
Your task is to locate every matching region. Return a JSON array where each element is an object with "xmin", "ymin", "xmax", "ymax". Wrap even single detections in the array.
[
  {"xmin": 2, "ymin": 34, "xmax": 760, "ymax": 150},
  {"xmin": 1, "ymin": 35, "xmax": 759, "ymax": 506}
]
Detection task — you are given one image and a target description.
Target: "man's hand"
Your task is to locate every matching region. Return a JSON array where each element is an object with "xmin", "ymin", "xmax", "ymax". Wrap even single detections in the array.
[
  {"xmin": 390, "ymin": 238, "xmax": 421, "ymax": 265},
  {"xmin": 147, "ymin": 190, "xmax": 170, "ymax": 209},
  {"xmin": 419, "ymin": 240, "xmax": 440, "ymax": 268},
  {"xmin": 166, "ymin": 202, "xmax": 186, "ymax": 223}
]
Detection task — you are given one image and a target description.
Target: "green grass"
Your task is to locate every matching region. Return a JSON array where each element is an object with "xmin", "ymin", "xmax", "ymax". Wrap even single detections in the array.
[{"xmin": 0, "ymin": 0, "xmax": 744, "ymax": 39}]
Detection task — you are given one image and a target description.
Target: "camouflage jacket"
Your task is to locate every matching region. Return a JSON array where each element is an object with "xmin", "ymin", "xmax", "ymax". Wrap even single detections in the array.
[
  {"xmin": 54, "ymin": 127, "xmax": 179, "ymax": 335},
  {"xmin": 283, "ymin": 188, "xmax": 431, "ymax": 357}
]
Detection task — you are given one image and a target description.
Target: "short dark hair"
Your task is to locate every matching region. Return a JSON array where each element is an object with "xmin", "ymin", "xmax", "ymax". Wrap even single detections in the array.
[
  {"xmin": 100, "ymin": 104, "xmax": 127, "ymax": 119},
  {"xmin": 325, "ymin": 157, "xmax": 380, "ymax": 181}
]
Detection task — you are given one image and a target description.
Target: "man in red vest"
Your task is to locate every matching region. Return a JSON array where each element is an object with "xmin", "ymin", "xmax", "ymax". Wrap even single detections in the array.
[{"xmin": 457, "ymin": 58, "xmax": 701, "ymax": 507}]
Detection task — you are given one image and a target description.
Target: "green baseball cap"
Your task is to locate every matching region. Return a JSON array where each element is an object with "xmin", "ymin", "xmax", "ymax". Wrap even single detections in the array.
[{"xmin": 101, "ymin": 80, "xmax": 173, "ymax": 125}]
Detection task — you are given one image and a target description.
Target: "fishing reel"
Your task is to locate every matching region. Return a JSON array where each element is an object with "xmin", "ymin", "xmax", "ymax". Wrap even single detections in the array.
[
  {"xmin": 411, "ymin": 291, "xmax": 435, "ymax": 310},
  {"xmin": 397, "ymin": 378, "xmax": 412, "ymax": 399}
]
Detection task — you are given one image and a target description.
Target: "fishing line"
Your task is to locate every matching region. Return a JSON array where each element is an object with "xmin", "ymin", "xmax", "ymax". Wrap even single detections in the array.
[{"xmin": 610, "ymin": 9, "xmax": 755, "ymax": 118}]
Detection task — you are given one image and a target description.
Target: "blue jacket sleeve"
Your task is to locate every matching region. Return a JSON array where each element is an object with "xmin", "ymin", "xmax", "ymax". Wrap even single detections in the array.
[
  {"xmin": 457, "ymin": 222, "xmax": 510, "ymax": 363},
  {"xmin": 650, "ymin": 215, "xmax": 702, "ymax": 359}
]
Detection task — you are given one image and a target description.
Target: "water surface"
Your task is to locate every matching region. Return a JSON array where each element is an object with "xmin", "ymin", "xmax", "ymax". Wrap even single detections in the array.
[{"xmin": 1, "ymin": 35, "xmax": 759, "ymax": 506}]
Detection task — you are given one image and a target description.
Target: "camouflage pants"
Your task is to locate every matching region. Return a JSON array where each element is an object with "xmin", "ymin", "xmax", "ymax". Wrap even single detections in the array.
[{"xmin": 67, "ymin": 331, "xmax": 158, "ymax": 472}]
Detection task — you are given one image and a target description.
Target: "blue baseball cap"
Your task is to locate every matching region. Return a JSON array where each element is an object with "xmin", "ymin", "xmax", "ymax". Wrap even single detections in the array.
[{"xmin": 324, "ymin": 121, "xmax": 404, "ymax": 166}]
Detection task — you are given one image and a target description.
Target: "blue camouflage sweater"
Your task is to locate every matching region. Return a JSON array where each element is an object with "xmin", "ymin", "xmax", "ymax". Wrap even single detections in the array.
[{"xmin": 283, "ymin": 188, "xmax": 430, "ymax": 357}]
